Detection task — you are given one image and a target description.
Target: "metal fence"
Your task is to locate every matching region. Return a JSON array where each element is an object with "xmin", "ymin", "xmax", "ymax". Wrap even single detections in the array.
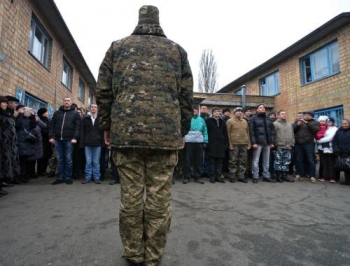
[{"xmin": 314, "ymin": 106, "xmax": 344, "ymax": 127}]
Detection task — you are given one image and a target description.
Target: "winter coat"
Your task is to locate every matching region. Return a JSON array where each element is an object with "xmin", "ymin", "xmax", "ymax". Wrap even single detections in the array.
[
  {"xmin": 38, "ymin": 116, "xmax": 53, "ymax": 159},
  {"xmin": 96, "ymin": 23, "xmax": 193, "ymax": 150},
  {"xmin": 184, "ymin": 115, "xmax": 208, "ymax": 143},
  {"xmin": 0, "ymin": 108, "xmax": 20, "ymax": 180},
  {"xmin": 332, "ymin": 127, "xmax": 350, "ymax": 156},
  {"xmin": 205, "ymin": 117, "xmax": 229, "ymax": 158},
  {"xmin": 315, "ymin": 124, "xmax": 327, "ymax": 140},
  {"xmin": 49, "ymin": 106, "xmax": 81, "ymax": 140},
  {"xmin": 273, "ymin": 119, "xmax": 294, "ymax": 149},
  {"xmin": 226, "ymin": 116, "xmax": 251, "ymax": 146},
  {"xmin": 80, "ymin": 115, "xmax": 104, "ymax": 147},
  {"xmin": 15, "ymin": 113, "xmax": 37, "ymax": 157},
  {"xmin": 27, "ymin": 124, "xmax": 43, "ymax": 161},
  {"xmin": 294, "ymin": 119, "xmax": 320, "ymax": 145},
  {"xmin": 316, "ymin": 126, "xmax": 338, "ymax": 152},
  {"xmin": 249, "ymin": 112, "xmax": 276, "ymax": 146}
]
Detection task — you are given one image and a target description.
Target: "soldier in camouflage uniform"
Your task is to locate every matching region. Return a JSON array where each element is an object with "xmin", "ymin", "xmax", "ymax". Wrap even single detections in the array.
[{"xmin": 96, "ymin": 5, "xmax": 193, "ymax": 266}]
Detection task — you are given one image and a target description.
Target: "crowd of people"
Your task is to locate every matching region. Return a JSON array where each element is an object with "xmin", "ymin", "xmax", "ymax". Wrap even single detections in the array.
[
  {"xmin": 0, "ymin": 95, "xmax": 121, "ymax": 198},
  {"xmin": 176, "ymin": 103, "xmax": 350, "ymax": 186}
]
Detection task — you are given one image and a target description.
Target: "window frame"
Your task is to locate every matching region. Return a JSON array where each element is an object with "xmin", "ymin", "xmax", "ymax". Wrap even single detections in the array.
[
  {"xmin": 300, "ymin": 41, "xmax": 339, "ymax": 85},
  {"xmin": 88, "ymin": 91, "xmax": 94, "ymax": 106},
  {"xmin": 78, "ymin": 78, "xmax": 85, "ymax": 103},
  {"xmin": 61, "ymin": 57, "xmax": 73, "ymax": 90},
  {"xmin": 259, "ymin": 71, "xmax": 280, "ymax": 96},
  {"xmin": 29, "ymin": 15, "xmax": 51, "ymax": 68}
]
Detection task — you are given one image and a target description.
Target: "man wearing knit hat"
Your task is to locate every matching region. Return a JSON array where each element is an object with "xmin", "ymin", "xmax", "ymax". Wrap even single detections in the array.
[{"xmin": 96, "ymin": 5, "xmax": 193, "ymax": 266}]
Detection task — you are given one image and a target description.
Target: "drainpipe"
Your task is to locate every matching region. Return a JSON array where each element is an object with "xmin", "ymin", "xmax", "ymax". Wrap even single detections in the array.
[{"xmin": 241, "ymin": 84, "xmax": 246, "ymax": 108}]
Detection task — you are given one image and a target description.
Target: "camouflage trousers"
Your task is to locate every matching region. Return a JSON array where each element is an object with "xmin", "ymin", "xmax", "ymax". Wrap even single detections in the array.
[
  {"xmin": 113, "ymin": 148, "xmax": 178, "ymax": 266},
  {"xmin": 48, "ymin": 147, "xmax": 57, "ymax": 173},
  {"xmin": 273, "ymin": 148, "xmax": 292, "ymax": 172},
  {"xmin": 229, "ymin": 145, "xmax": 247, "ymax": 179}
]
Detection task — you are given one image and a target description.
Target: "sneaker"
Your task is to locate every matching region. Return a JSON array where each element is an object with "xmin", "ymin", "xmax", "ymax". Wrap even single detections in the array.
[
  {"xmin": 51, "ymin": 179, "xmax": 64, "ymax": 185},
  {"xmin": 94, "ymin": 180, "xmax": 101, "ymax": 184},
  {"xmin": 294, "ymin": 175, "xmax": 303, "ymax": 181},
  {"xmin": 330, "ymin": 179, "xmax": 336, "ymax": 183},
  {"xmin": 310, "ymin": 177, "xmax": 316, "ymax": 183},
  {"xmin": 183, "ymin": 179, "xmax": 190, "ymax": 184},
  {"xmin": 65, "ymin": 179, "xmax": 73, "ymax": 185},
  {"xmin": 81, "ymin": 180, "xmax": 91, "ymax": 184},
  {"xmin": 318, "ymin": 178, "xmax": 325, "ymax": 182},
  {"xmin": 194, "ymin": 179, "xmax": 204, "ymax": 184}
]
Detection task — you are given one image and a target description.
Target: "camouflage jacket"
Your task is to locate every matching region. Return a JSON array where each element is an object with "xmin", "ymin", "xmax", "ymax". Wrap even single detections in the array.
[{"xmin": 96, "ymin": 24, "xmax": 193, "ymax": 150}]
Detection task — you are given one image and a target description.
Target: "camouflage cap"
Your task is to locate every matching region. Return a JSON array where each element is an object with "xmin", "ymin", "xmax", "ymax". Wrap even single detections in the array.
[{"xmin": 138, "ymin": 5, "xmax": 159, "ymax": 25}]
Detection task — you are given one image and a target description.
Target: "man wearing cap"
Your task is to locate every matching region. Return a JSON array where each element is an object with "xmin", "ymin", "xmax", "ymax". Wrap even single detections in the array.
[
  {"xmin": 5, "ymin": 95, "xmax": 19, "ymax": 118},
  {"xmin": 226, "ymin": 107, "xmax": 251, "ymax": 183},
  {"xmin": 249, "ymin": 104, "xmax": 276, "ymax": 183},
  {"xmin": 293, "ymin": 111, "xmax": 320, "ymax": 183},
  {"xmin": 96, "ymin": 5, "xmax": 193, "ymax": 266},
  {"xmin": 205, "ymin": 107, "xmax": 229, "ymax": 183}
]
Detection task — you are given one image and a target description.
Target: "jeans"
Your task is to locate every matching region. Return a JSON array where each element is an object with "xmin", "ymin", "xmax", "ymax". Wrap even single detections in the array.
[
  {"xmin": 84, "ymin": 146, "xmax": 101, "ymax": 180},
  {"xmin": 55, "ymin": 140, "xmax": 73, "ymax": 181},
  {"xmin": 252, "ymin": 144, "xmax": 271, "ymax": 179},
  {"xmin": 295, "ymin": 143, "xmax": 316, "ymax": 177}
]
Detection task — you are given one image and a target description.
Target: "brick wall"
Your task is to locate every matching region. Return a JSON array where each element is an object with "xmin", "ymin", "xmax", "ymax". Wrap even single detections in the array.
[{"xmin": 0, "ymin": 0, "xmax": 94, "ymax": 108}]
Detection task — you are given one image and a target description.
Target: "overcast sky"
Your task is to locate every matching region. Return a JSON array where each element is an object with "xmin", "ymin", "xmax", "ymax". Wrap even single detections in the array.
[{"xmin": 54, "ymin": 0, "xmax": 350, "ymax": 91}]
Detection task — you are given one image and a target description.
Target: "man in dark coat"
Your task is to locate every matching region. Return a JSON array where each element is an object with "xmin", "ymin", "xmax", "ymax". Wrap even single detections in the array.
[
  {"xmin": 205, "ymin": 107, "xmax": 229, "ymax": 183},
  {"xmin": 249, "ymin": 104, "xmax": 276, "ymax": 183},
  {"xmin": 49, "ymin": 97, "xmax": 81, "ymax": 185}
]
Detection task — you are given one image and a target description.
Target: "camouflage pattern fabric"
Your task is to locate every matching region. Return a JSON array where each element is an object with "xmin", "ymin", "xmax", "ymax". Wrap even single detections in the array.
[
  {"xmin": 273, "ymin": 148, "xmax": 292, "ymax": 172},
  {"xmin": 48, "ymin": 147, "xmax": 57, "ymax": 173},
  {"xmin": 96, "ymin": 24, "xmax": 193, "ymax": 150},
  {"xmin": 229, "ymin": 145, "xmax": 247, "ymax": 179},
  {"xmin": 114, "ymin": 148, "xmax": 177, "ymax": 265}
]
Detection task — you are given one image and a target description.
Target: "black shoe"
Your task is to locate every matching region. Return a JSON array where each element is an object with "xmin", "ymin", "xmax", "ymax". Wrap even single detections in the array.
[
  {"xmin": 263, "ymin": 178, "xmax": 276, "ymax": 183},
  {"xmin": 81, "ymin": 180, "xmax": 91, "ymax": 184},
  {"xmin": 215, "ymin": 179, "xmax": 225, "ymax": 183},
  {"xmin": 238, "ymin": 178, "xmax": 248, "ymax": 183},
  {"xmin": 125, "ymin": 259, "xmax": 144, "ymax": 266},
  {"xmin": 109, "ymin": 180, "xmax": 120, "ymax": 185},
  {"xmin": 252, "ymin": 178, "xmax": 259, "ymax": 183},
  {"xmin": 229, "ymin": 178, "xmax": 236, "ymax": 183},
  {"xmin": 194, "ymin": 179, "xmax": 204, "ymax": 184},
  {"xmin": 94, "ymin": 180, "xmax": 101, "ymax": 184},
  {"xmin": 210, "ymin": 178, "xmax": 215, "ymax": 183},
  {"xmin": 47, "ymin": 172, "xmax": 56, "ymax": 177},
  {"xmin": 65, "ymin": 179, "xmax": 73, "ymax": 185},
  {"xmin": 183, "ymin": 179, "xmax": 190, "ymax": 184},
  {"xmin": 172, "ymin": 179, "xmax": 175, "ymax": 185},
  {"xmin": 0, "ymin": 190, "xmax": 8, "ymax": 195},
  {"xmin": 51, "ymin": 179, "xmax": 64, "ymax": 185},
  {"xmin": 1, "ymin": 182, "xmax": 14, "ymax": 187}
]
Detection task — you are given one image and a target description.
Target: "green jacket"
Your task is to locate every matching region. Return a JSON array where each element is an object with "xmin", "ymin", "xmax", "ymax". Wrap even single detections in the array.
[{"xmin": 96, "ymin": 24, "xmax": 193, "ymax": 150}]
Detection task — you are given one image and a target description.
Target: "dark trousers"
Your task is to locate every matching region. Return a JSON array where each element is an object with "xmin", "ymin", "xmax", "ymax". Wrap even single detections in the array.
[
  {"xmin": 322, "ymin": 154, "xmax": 336, "ymax": 180},
  {"xmin": 295, "ymin": 143, "xmax": 316, "ymax": 177},
  {"xmin": 222, "ymin": 149, "xmax": 229, "ymax": 174},
  {"xmin": 209, "ymin": 157, "xmax": 223, "ymax": 181},
  {"xmin": 184, "ymin": 143, "xmax": 203, "ymax": 180}
]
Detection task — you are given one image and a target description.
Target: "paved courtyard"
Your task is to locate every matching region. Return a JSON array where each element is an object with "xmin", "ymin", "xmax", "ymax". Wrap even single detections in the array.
[{"xmin": 1, "ymin": 174, "xmax": 350, "ymax": 266}]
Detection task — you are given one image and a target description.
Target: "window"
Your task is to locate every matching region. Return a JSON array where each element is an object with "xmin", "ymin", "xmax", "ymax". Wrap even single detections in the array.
[
  {"xmin": 88, "ymin": 91, "xmax": 94, "ymax": 106},
  {"xmin": 314, "ymin": 106, "xmax": 343, "ymax": 127},
  {"xmin": 259, "ymin": 72, "xmax": 280, "ymax": 96},
  {"xmin": 300, "ymin": 41, "xmax": 339, "ymax": 85},
  {"xmin": 235, "ymin": 89, "xmax": 243, "ymax": 95},
  {"xmin": 62, "ymin": 58, "xmax": 72, "ymax": 90},
  {"xmin": 78, "ymin": 79, "xmax": 85, "ymax": 102},
  {"xmin": 29, "ymin": 15, "xmax": 51, "ymax": 68},
  {"xmin": 24, "ymin": 92, "xmax": 47, "ymax": 111}
]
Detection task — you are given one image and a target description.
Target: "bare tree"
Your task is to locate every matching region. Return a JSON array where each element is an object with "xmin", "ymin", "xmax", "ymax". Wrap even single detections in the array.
[{"xmin": 198, "ymin": 49, "xmax": 218, "ymax": 93}]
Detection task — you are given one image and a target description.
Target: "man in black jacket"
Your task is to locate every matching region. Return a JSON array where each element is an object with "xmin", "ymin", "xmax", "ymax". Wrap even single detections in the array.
[
  {"xmin": 249, "ymin": 104, "xmax": 276, "ymax": 183},
  {"xmin": 80, "ymin": 104, "xmax": 104, "ymax": 184},
  {"xmin": 49, "ymin": 97, "xmax": 81, "ymax": 185}
]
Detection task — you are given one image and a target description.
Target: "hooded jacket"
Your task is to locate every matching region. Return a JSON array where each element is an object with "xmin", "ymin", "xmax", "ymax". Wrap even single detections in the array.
[{"xmin": 96, "ymin": 24, "xmax": 193, "ymax": 150}]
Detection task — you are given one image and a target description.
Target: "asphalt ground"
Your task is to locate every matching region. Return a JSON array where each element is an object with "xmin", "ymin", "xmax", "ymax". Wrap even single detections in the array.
[{"xmin": 1, "ymin": 173, "xmax": 350, "ymax": 266}]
